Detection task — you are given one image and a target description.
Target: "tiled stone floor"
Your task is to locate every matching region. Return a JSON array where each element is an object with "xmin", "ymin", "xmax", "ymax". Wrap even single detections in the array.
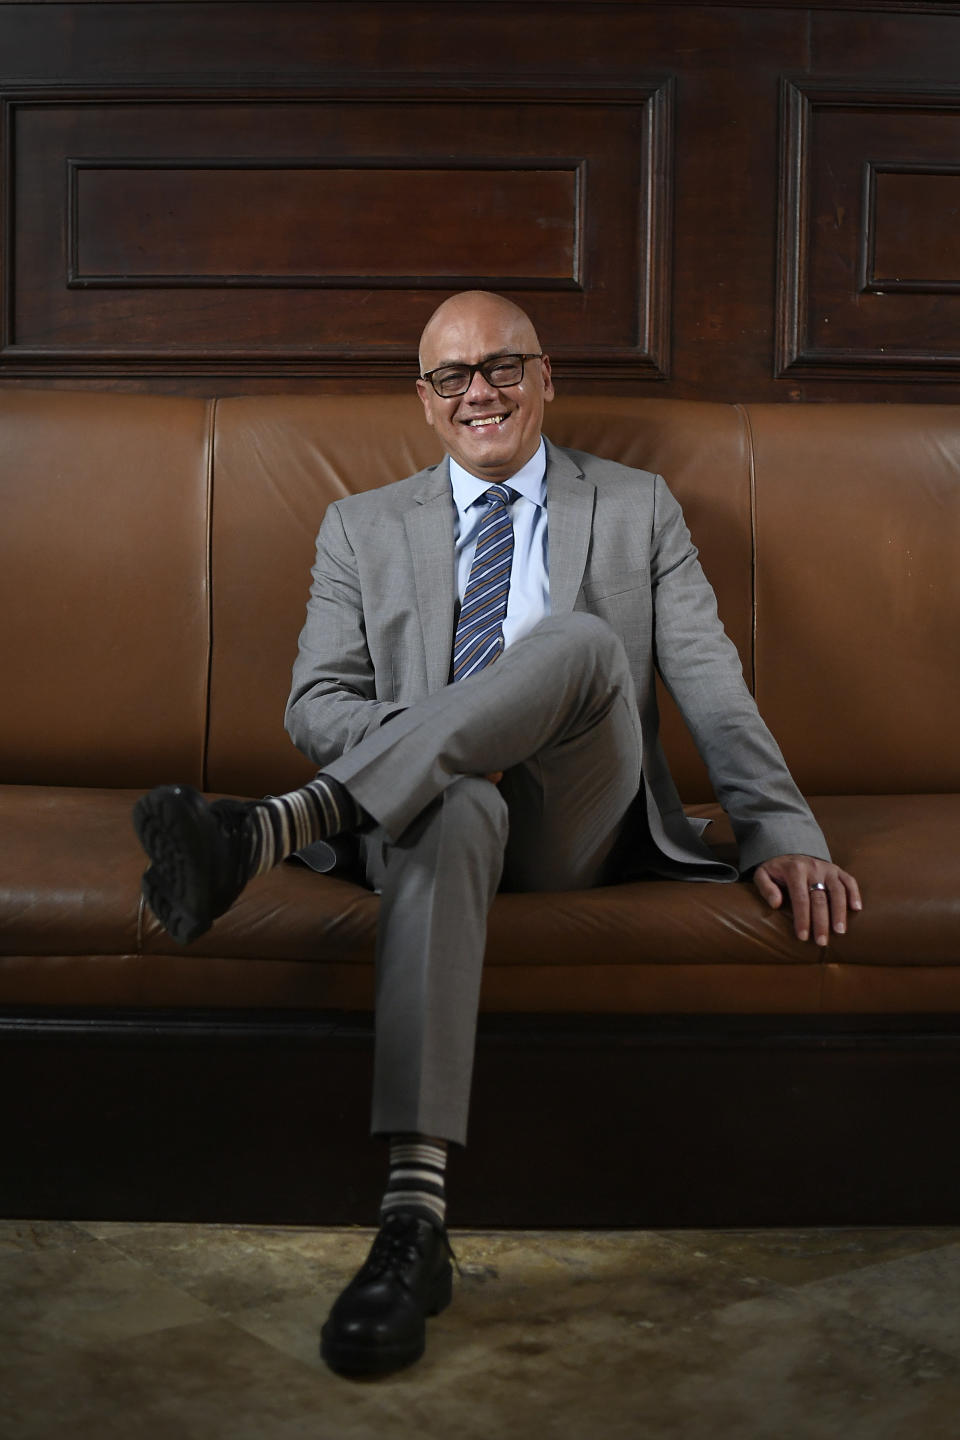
[{"xmin": 3, "ymin": 1220, "xmax": 960, "ymax": 1439}]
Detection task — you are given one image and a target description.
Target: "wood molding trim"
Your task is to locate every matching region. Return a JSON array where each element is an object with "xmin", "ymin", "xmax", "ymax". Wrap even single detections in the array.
[
  {"xmin": 776, "ymin": 79, "xmax": 960, "ymax": 380},
  {"xmin": 0, "ymin": 78, "xmax": 674, "ymax": 382}
]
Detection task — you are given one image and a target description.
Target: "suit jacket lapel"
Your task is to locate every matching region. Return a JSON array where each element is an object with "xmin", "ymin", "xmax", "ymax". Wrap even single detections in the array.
[
  {"xmin": 544, "ymin": 438, "xmax": 596, "ymax": 614},
  {"xmin": 403, "ymin": 459, "xmax": 457, "ymax": 692}
]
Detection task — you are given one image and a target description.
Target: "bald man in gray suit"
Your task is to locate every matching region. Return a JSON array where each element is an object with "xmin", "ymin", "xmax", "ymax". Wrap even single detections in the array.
[{"xmin": 134, "ymin": 291, "xmax": 861, "ymax": 1378}]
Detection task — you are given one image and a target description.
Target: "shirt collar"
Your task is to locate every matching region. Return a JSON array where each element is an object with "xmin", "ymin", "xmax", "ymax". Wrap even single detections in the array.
[{"xmin": 449, "ymin": 437, "xmax": 547, "ymax": 512}]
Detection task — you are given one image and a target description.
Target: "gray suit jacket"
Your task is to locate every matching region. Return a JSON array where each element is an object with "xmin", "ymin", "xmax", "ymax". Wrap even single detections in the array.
[{"xmin": 285, "ymin": 438, "xmax": 830, "ymax": 878}]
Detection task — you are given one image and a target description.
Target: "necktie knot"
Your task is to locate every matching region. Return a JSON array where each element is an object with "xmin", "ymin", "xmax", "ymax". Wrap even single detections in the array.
[{"xmin": 482, "ymin": 484, "xmax": 515, "ymax": 510}]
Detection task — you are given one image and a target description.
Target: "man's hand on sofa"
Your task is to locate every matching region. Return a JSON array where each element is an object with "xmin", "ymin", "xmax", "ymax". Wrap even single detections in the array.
[{"xmin": 753, "ymin": 856, "xmax": 863, "ymax": 947}]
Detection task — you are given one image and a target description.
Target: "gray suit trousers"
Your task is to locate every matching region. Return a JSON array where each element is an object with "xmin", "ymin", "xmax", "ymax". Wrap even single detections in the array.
[{"xmin": 323, "ymin": 613, "xmax": 644, "ymax": 1145}]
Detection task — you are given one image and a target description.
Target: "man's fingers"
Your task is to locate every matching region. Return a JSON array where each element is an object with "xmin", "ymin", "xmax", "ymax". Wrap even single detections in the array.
[
  {"xmin": 807, "ymin": 880, "xmax": 831, "ymax": 946},
  {"xmin": 841, "ymin": 868, "xmax": 864, "ymax": 913},
  {"xmin": 823, "ymin": 868, "xmax": 864, "ymax": 937},
  {"xmin": 825, "ymin": 873, "xmax": 849, "ymax": 935},
  {"xmin": 753, "ymin": 856, "xmax": 864, "ymax": 946},
  {"xmin": 785, "ymin": 876, "xmax": 813, "ymax": 943},
  {"xmin": 753, "ymin": 864, "xmax": 784, "ymax": 909}
]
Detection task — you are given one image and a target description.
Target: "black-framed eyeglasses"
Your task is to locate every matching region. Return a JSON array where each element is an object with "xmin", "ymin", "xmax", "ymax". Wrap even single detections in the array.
[{"xmin": 420, "ymin": 353, "xmax": 543, "ymax": 399}]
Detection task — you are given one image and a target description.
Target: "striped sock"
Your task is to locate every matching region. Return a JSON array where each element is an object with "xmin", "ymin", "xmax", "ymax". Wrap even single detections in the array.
[
  {"xmin": 248, "ymin": 775, "xmax": 364, "ymax": 878},
  {"xmin": 380, "ymin": 1138, "xmax": 448, "ymax": 1229}
]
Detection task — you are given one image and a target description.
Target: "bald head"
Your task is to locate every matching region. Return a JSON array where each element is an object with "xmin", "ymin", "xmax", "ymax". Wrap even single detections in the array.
[{"xmin": 418, "ymin": 291, "xmax": 542, "ymax": 375}]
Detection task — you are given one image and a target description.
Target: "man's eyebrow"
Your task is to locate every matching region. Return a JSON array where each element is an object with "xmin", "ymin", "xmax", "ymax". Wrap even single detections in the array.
[{"xmin": 430, "ymin": 350, "xmax": 518, "ymax": 370}]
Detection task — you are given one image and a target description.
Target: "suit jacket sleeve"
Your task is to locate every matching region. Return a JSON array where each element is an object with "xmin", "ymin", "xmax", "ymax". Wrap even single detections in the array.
[
  {"xmin": 649, "ymin": 475, "xmax": 830, "ymax": 871},
  {"xmin": 284, "ymin": 501, "xmax": 406, "ymax": 770}
]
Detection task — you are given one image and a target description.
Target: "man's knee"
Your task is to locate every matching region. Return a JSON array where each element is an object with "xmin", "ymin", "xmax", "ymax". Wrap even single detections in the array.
[
  {"xmin": 561, "ymin": 609, "xmax": 622, "ymax": 650},
  {"xmin": 530, "ymin": 611, "xmax": 631, "ymax": 687}
]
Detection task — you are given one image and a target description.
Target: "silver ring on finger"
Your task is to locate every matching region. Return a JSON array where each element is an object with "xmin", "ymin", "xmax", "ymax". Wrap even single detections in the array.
[{"xmin": 809, "ymin": 882, "xmax": 827, "ymax": 893}]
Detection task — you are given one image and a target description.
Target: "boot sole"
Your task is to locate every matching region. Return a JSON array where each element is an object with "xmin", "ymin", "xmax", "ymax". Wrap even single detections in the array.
[{"xmin": 133, "ymin": 785, "xmax": 219, "ymax": 945}]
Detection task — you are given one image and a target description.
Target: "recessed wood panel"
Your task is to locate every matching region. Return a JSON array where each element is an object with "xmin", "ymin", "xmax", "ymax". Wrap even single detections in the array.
[
  {"xmin": 867, "ymin": 167, "xmax": 960, "ymax": 293},
  {"xmin": 3, "ymin": 84, "xmax": 672, "ymax": 379},
  {"xmin": 71, "ymin": 162, "xmax": 579, "ymax": 285},
  {"xmin": 777, "ymin": 82, "xmax": 960, "ymax": 377}
]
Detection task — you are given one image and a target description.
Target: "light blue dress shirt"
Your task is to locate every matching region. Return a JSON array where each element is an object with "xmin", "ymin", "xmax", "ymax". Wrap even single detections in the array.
[{"xmin": 449, "ymin": 439, "xmax": 550, "ymax": 650}]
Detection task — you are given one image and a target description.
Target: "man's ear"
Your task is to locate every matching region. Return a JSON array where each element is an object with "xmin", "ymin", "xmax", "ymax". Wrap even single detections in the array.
[
  {"xmin": 540, "ymin": 354, "xmax": 555, "ymax": 403},
  {"xmin": 415, "ymin": 378, "xmax": 436, "ymax": 427}
]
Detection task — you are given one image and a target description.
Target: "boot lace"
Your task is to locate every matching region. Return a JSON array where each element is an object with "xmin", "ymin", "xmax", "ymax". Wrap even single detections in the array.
[{"xmin": 359, "ymin": 1212, "xmax": 459, "ymax": 1283}]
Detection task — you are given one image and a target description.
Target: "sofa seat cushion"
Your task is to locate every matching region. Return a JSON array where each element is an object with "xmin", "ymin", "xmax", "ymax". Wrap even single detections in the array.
[
  {"xmin": 0, "ymin": 785, "xmax": 144, "ymax": 956},
  {"xmin": 1, "ymin": 787, "xmax": 957, "ymax": 1013}
]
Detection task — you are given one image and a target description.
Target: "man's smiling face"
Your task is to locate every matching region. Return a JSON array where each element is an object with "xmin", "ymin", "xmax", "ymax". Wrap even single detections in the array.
[{"xmin": 416, "ymin": 292, "xmax": 554, "ymax": 483}]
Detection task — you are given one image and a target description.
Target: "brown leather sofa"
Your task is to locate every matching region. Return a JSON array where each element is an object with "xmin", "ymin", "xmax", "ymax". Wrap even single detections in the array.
[{"xmin": 2, "ymin": 391, "xmax": 959, "ymax": 1226}]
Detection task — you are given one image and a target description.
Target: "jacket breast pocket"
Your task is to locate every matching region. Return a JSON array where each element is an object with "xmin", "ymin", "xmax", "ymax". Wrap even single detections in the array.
[{"xmin": 580, "ymin": 564, "xmax": 648, "ymax": 604}]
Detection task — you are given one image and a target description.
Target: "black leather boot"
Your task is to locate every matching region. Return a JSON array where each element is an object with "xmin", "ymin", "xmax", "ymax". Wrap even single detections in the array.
[
  {"xmin": 320, "ymin": 1210, "xmax": 454, "ymax": 1377},
  {"xmin": 133, "ymin": 784, "xmax": 255, "ymax": 945}
]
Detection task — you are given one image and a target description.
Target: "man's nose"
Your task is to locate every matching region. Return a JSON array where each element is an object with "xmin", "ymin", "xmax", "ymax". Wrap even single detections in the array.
[{"xmin": 462, "ymin": 369, "xmax": 499, "ymax": 402}]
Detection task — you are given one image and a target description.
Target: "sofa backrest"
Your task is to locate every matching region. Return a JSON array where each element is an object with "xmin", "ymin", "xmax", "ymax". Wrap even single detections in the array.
[
  {"xmin": 0, "ymin": 390, "xmax": 213, "ymax": 789},
  {"xmin": 3, "ymin": 390, "xmax": 958, "ymax": 800},
  {"xmin": 746, "ymin": 403, "xmax": 959, "ymax": 796}
]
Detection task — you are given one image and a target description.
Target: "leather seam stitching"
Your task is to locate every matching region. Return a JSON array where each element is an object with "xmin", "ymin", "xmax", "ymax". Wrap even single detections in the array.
[
  {"xmin": 734, "ymin": 402, "xmax": 759, "ymax": 699},
  {"xmin": 201, "ymin": 396, "xmax": 217, "ymax": 792}
]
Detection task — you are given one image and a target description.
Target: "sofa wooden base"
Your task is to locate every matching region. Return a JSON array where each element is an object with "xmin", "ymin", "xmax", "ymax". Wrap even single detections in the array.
[{"xmin": 4, "ymin": 1010, "xmax": 959, "ymax": 1229}]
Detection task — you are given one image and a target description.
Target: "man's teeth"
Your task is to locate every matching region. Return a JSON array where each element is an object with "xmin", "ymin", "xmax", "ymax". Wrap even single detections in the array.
[{"xmin": 467, "ymin": 415, "xmax": 506, "ymax": 427}]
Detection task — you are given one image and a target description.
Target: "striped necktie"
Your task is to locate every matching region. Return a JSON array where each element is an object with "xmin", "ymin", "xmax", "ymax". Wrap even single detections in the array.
[{"xmin": 452, "ymin": 483, "xmax": 516, "ymax": 682}]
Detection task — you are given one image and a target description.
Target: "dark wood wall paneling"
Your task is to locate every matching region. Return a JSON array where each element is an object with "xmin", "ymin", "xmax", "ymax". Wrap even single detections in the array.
[
  {"xmin": 779, "ymin": 80, "xmax": 960, "ymax": 381},
  {"xmin": 0, "ymin": 1, "xmax": 959, "ymax": 401}
]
